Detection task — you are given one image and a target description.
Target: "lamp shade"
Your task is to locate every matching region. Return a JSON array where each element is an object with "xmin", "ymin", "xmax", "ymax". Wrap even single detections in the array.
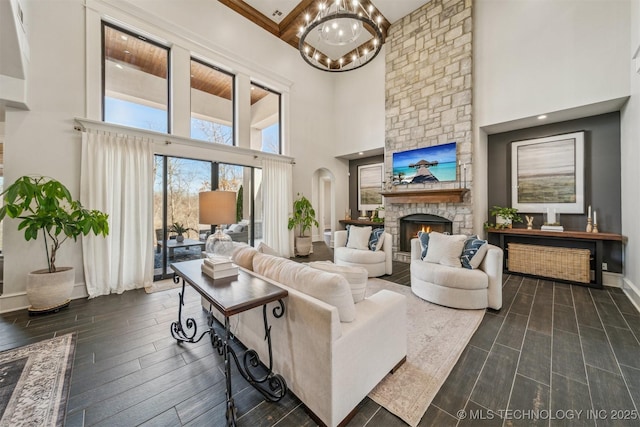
[{"xmin": 199, "ymin": 191, "xmax": 236, "ymax": 225}]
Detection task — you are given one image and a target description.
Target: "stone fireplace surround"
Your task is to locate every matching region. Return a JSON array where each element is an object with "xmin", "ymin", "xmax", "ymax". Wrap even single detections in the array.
[{"xmin": 386, "ymin": 201, "xmax": 472, "ymax": 263}]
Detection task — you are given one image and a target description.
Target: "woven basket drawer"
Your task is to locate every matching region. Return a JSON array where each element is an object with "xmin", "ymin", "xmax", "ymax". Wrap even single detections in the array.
[{"xmin": 508, "ymin": 243, "xmax": 591, "ymax": 283}]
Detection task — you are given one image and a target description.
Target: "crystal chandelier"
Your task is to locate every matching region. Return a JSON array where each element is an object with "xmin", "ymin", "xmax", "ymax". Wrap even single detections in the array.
[{"xmin": 299, "ymin": 0, "xmax": 385, "ymax": 72}]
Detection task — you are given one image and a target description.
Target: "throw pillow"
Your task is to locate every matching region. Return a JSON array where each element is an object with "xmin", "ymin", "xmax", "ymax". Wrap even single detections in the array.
[
  {"xmin": 346, "ymin": 226, "xmax": 372, "ymax": 250},
  {"xmin": 308, "ymin": 261, "xmax": 368, "ymax": 303},
  {"xmin": 424, "ymin": 231, "xmax": 467, "ymax": 267},
  {"xmin": 461, "ymin": 235, "xmax": 489, "ymax": 269},
  {"xmin": 294, "ymin": 267, "xmax": 356, "ymax": 322},
  {"xmin": 257, "ymin": 242, "xmax": 279, "ymax": 257},
  {"xmin": 228, "ymin": 224, "xmax": 244, "ymax": 233},
  {"xmin": 417, "ymin": 231, "xmax": 430, "ymax": 260},
  {"xmin": 368, "ymin": 228, "xmax": 385, "ymax": 251}
]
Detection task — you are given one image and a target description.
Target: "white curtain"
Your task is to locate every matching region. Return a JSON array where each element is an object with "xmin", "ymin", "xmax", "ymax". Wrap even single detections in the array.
[
  {"xmin": 262, "ymin": 158, "xmax": 294, "ymax": 257},
  {"xmin": 81, "ymin": 130, "xmax": 154, "ymax": 297}
]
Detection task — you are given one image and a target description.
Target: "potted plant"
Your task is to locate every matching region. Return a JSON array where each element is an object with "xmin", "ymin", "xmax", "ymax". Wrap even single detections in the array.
[
  {"xmin": 376, "ymin": 206, "xmax": 385, "ymax": 219},
  {"xmin": 287, "ymin": 193, "xmax": 319, "ymax": 256},
  {"xmin": 169, "ymin": 222, "xmax": 193, "ymax": 242},
  {"xmin": 489, "ymin": 205, "xmax": 523, "ymax": 229},
  {"xmin": 0, "ymin": 176, "xmax": 109, "ymax": 313}
]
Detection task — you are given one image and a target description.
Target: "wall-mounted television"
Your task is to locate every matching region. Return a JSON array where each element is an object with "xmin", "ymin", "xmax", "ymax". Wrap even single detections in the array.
[{"xmin": 392, "ymin": 142, "xmax": 457, "ymax": 185}]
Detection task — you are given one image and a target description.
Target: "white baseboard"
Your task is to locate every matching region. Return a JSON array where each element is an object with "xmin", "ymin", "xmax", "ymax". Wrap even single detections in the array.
[
  {"xmin": 0, "ymin": 282, "xmax": 88, "ymax": 314},
  {"xmin": 622, "ymin": 277, "xmax": 640, "ymax": 313}
]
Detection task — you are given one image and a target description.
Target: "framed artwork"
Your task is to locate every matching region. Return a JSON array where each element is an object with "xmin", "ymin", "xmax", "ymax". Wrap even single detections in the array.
[
  {"xmin": 392, "ymin": 142, "xmax": 457, "ymax": 185},
  {"xmin": 511, "ymin": 131, "xmax": 585, "ymax": 214},
  {"xmin": 358, "ymin": 163, "xmax": 384, "ymax": 211}
]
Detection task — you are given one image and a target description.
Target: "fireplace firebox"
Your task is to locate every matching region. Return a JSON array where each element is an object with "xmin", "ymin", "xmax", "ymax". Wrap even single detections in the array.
[{"xmin": 399, "ymin": 214, "xmax": 453, "ymax": 252}]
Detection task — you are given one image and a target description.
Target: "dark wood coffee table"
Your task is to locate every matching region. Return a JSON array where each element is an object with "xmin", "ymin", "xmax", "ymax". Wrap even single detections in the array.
[{"xmin": 170, "ymin": 259, "xmax": 288, "ymax": 426}]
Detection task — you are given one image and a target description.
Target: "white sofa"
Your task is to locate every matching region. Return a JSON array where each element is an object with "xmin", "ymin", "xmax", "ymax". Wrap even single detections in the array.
[
  {"xmin": 410, "ymin": 238, "xmax": 503, "ymax": 310},
  {"xmin": 333, "ymin": 230, "xmax": 393, "ymax": 277},
  {"xmin": 207, "ymin": 245, "xmax": 407, "ymax": 427}
]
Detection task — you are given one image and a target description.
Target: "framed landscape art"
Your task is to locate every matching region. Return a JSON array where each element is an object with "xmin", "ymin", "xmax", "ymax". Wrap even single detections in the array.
[
  {"xmin": 511, "ymin": 131, "xmax": 585, "ymax": 214},
  {"xmin": 358, "ymin": 163, "xmax": 384, "ymax": 211}
]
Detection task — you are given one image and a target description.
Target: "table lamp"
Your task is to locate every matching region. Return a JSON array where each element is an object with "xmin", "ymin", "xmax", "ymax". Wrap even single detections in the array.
[{"xmin": 199, "ymin": 190, "xmax": 237, "ymax": 257}]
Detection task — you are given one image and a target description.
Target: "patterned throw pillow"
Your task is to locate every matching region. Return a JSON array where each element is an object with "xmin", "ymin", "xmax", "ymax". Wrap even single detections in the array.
[
  {"xmin": 417, "ymin": 231, "xmax": 430, "ymax": 260},
  {"xmin": 460, "ymin": 235, "xmax": 489, "ymax": 269},
  {"xmin": 368, "ymin": 228, "xmax": 385, "ymax": 251}
]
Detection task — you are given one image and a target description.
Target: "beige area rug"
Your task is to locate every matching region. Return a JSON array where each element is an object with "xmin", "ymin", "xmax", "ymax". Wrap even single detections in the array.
[{"xmin": 366, "ymin": 278, "xmax": 485, "ymax": 427}]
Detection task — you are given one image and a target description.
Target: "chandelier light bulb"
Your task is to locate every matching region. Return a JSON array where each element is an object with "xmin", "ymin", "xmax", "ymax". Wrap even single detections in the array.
[
  {"xmin": 374, "ymin": 38, "xmax": 379, "ymax": 46},
  {"xmin": 363, "ymin": 48, "xmax": 368, "ymax": 55},
  {"xmin": 368, "ymin": 4, "xmax": 374, "ymax": 13},
  {"xmin": 352, "ymin": 54, "xmax": 357, "ymax": 61},
  {"xmin": 305, "ymin": 13, "xmax": 310, "ymax": 21},
  {"xmin": 376, "ymin": 15, "xmax": 382, "ymax": 24},
  {"xmin": 315, "ymin": 53, "xmax": 320, "ymax": 60}
]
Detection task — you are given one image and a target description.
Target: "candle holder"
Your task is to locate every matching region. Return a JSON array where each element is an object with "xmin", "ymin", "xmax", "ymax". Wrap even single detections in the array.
[
  {"xmin": 592, "ymin": 222, "xmax": 599, "ymax": 233},
  {"xmin": 586, "ymin": 217, "xmax": 592, "ymax": 233}
]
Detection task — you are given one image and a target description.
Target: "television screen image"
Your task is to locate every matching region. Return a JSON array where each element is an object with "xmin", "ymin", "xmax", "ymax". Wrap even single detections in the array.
[{"xmin": 392, "ymin": 142, "xmax": 457, "ymax": 185}]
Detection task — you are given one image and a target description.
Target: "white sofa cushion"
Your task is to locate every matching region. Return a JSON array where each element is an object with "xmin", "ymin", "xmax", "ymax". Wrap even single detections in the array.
[
  {"xmin": 334, "ymin": 246, "xmax": 387, "ymax": 265},
  {"xmin": 411, "ymin": 260, "xmax": 489, "ymax": 291},
  {"xmin": 253, "ymin": 252, "xmax": 356, "ymax": 322},
  {"xmin": 346, "ymin": 226, "xmax": 372, "ymax": 250},
  {"xmin": 308, "ymin": 261, "xmax": 368, "ymax": 303},
  {"xmin": 424, "ymin": 232, "xmax": 467, "ymax": 267}
]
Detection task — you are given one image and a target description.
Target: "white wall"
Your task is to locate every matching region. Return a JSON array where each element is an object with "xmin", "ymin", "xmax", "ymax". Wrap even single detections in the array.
[
  {"xmin": 473, "ymin": 0, "xmax": 631, "ymax": 232},
  {"xmin": 0, "ymin": 0, "xmax": 349, "ymax": 310},
  {"xmin": 333, "ymin": 46, "xmax": 386, "ymax": 158},
  {"xmin": 621, "ymin": 0, "xmax": 640, "ymax": 305}
]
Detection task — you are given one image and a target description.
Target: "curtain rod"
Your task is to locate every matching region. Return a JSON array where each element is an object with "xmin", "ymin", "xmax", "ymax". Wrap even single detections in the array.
[{"xmin": 74, "ymin": 118, "xmax": 295, "ymax": 165}]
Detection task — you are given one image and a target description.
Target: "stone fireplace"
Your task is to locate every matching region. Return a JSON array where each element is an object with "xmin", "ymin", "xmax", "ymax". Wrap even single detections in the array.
[
  {"xmin": 399, "ymin": 214, "xmax": 452, "ymax": 252},
  {"xmin": 384, "ymin": 0, "xmax": 473, "ymax": 263}
]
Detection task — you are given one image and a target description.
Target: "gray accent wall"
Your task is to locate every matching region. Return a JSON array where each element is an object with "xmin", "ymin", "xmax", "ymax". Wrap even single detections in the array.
[
  {"xmin": 348, "ymin": 155, "xmax": 385, "ymax": 221},
  {"xmin": 487, "ymin": 112, "xmax": 623, "ymax": 273}
]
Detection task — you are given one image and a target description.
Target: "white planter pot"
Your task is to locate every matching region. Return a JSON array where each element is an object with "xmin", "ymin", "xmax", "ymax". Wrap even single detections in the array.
[
  {"xmin": 377, "ymin": 210, "xmax": 385, "ymax": 219},
  {"xmin": 496, "ymin": 215, "xmax": 512, "ymax": 229},
  {"xmin": 295, "ymin": 236, "xmax": 313, "ymax": 256},
  {"xmin": 26, "ymin": 267, "xmax": 74, "ymax": 312}
]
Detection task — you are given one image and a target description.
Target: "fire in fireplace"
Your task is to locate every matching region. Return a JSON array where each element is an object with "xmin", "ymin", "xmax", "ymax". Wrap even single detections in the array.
[{"xmin": 399, "ymin": 214, "xmax": 453, "ymax": 252}]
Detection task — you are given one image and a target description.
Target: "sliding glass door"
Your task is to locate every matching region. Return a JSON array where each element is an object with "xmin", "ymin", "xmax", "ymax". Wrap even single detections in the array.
[{"xmin": 154, "ymin": 155, "xmax": 261, "ymax": 279}]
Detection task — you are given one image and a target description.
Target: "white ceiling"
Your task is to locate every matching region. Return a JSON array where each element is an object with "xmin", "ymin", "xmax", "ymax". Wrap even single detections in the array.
[{"xmin": 242, "ymin": 0, "xmax": 431, "ymax": 25}]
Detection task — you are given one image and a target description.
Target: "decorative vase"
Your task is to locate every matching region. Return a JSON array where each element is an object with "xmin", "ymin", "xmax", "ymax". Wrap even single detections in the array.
[
  {"xmin": 377, "ymin": 210, "xmax": 385, "ymax": 219},
  {"xmin": 176, "ymin": 234, "xmax": 184, "ymax": 243},
  {"xmin": 26, "ymin": 267, "xmax": 75, "ymax": 312}
]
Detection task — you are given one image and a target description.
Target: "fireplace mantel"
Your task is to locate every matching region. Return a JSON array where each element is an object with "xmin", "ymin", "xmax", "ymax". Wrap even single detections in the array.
[{"xmin": 381, "ymin": 188, "xmax": 469, "ymax": 203}]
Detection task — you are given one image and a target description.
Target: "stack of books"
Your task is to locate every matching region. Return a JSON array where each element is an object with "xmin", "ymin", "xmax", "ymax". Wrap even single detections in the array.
[{"xmin": 201, "ymin": 256, "xmax": 238, "ymax": 280}]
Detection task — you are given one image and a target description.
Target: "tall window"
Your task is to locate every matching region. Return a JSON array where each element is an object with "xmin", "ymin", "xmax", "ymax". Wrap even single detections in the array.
[
  {"xmin": 250, "ymin": 83, "xmax": 281, "ymax": 154},
  {"xmin": 102, "ymin": 23, "xmax": 170, "ymax": 133},
  {"xmin": 190, "ymin": 59, "xmax": 234, "ymax": 145}
]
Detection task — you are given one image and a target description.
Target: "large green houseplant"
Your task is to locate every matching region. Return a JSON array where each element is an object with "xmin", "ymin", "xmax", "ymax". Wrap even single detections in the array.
[
  {"xmin": 287, "ymin": 193, "xmax": 319, "ymax": 256},
  {"xmin": 0, "ymin": 176, "xmax": 109, "ymax": 313}
]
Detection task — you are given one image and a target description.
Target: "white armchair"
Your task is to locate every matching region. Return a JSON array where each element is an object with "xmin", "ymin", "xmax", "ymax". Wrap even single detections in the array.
[{"xmin": 334, "ymin": 229, "xmax": 392, "ymax": 277}]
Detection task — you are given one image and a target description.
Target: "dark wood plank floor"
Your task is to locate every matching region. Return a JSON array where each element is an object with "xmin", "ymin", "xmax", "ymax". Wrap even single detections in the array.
[{"xmin": 1, "ymin": 242, "xmax": 638, "ymax": 426}]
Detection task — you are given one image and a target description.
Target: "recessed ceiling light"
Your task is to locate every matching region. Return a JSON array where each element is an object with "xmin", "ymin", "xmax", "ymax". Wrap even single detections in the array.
[
  {"xmin": 537, "ymin": 115, "xmax": 547, "ymax": 120},
  {"xmin": 120, "ymin": 35, "xmax": 128, "ymax": 41},
  {"xmin": 358, "ymin": 151, "xmax": 364, "ymax": 155},
  {"xmin": 115, "ymin": 63, "xmax": 124, "ymax": 69},
  {"xmin": 123, "ymin": 50, "xmax": 130, "ymax": 54}
]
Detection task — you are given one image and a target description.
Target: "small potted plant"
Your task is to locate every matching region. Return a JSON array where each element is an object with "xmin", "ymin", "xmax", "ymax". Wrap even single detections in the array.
[
  {"xmin": 169, "ymin": 222, "xmax": 193, "ymax": 242},
  {"xmin": 0, "ymin": 176, "xmax": 109, "ymax": 313},
  {"xmin": 288, "ymin": 193, "xmax": 319, "ymax": 256},
  {"xmin": 489, "ymin": 206, "xmax": 523, "ymax": 229}
]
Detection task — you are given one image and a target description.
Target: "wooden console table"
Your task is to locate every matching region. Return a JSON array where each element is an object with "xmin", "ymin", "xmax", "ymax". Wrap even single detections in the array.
[
  {"xmin": 339, "ymin": 219, "xmax": 384, "ymax": 228},
  {"xmin": 170, "ymin": 260, "xmax": 288, "ymax": 425},
  {"xmin": 487, "ymin": 228, "xmax": 625, "ymax": 288}
]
